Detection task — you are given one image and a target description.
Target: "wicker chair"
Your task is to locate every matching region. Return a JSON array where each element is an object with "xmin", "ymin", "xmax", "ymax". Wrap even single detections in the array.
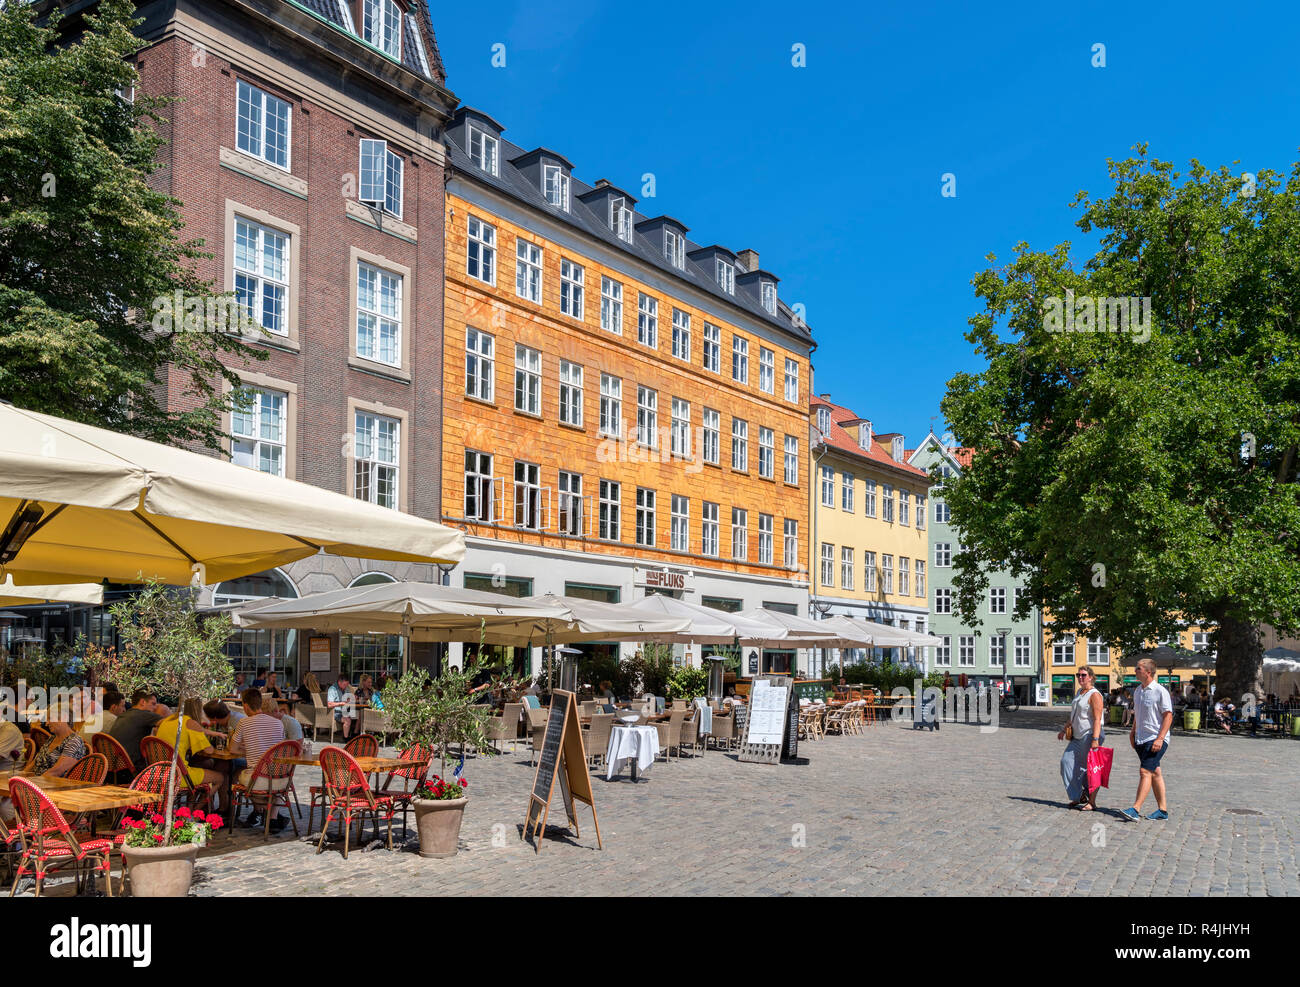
[
  {"xmin": 315, "ymin": 747, "xmax": 395, "ymax": 859},
  {"xmin": 28, "ymin": 725, "xmax": 52, "ymax": 752},
  {"xmin": 585, "ymin": 713, "xmax": 615, "ymax": 767},
  {"xmin": 360, "ymin": 708, "xmax": 393, "ymax": 742},
  {"xmin": 678, "ymin": 710, "xmax": 701, "ymax": 757},
  {"xmin": 655, "ymin": 709, "xmax": 686, "ymax": 760},
  {"xmin": 486, "ymin": 702, "xmax": 523, "ymax": 752},
  {"xmin": 527, "ymin": 707, "xmax": 549, "ymax": 766},
  {"xmin": 20, "ymin": 736, "xmax": 35, "ymax": 771},
  {"xmin": 307, "ymin": 692, "xmax": 337, "ymax": 742},
  {"xmin": 709, "ymin": 712, "xmax": 736, "ymax": 750},
  {"xmin": 7, "ymin": 776, "xmax": 114, "ymax": 897},
  {"xmin": 232, "ymin": 739, "xmax": 302, "ymax": 839}
]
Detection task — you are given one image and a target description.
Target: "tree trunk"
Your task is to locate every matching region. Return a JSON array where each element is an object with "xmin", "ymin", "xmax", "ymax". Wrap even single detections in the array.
[
  {"xmin": 163, "ymin": 713, "xmax": 182, "ymax": 847},
  {"xmin": 1212, "ymin": 609, "xmax": 1264, "ymax": 704}
]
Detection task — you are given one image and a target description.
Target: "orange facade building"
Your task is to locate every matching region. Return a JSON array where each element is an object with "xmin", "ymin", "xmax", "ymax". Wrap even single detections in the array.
[{"xmin": 440, "ymin": 107, "xmax": 814, "ymax": 675}]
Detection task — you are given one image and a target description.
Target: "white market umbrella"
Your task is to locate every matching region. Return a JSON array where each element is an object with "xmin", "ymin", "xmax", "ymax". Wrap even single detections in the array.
[
  {"xmin": 239, "ymin": 581, "xmax": 569, "ymax": 640},
  {"xmin": 620, "ymin": 595, "xmax": 790, "ymax": 645},
  {"xmin": 0, "ymin": 403, "xmax": 464, "ymax": 586},
  {"xmin": 737, "ymin": 608, "xmax": 869, "ymax": 648},
  {"xmin": 0, "ymin": 575, "xmax": 103, "ymax": 608}
]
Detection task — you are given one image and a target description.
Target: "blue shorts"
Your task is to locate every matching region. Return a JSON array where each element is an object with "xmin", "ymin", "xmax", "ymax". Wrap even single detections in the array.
[{"xmin": 1136, "ymin": 740, "xmax": 1168, "ymax": 771}]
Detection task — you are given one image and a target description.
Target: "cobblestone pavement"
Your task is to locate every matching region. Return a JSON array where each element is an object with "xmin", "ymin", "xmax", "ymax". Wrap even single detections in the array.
[{"xmin": 25, "ymin": 715, "xmax": 1300, "ymax": 896}]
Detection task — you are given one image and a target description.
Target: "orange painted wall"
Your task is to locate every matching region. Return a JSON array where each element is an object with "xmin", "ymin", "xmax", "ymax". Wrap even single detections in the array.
[{"xmin": 442, "ymin": 191, "xmax": 811, "ymax": 581}]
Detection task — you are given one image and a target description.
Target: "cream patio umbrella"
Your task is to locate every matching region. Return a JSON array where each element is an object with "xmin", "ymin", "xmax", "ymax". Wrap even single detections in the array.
[
  {"xmin": 0, "ymin": 403, "xmax": 464, "ymax": 586},
  {"xmin": 620, "ymin": 595, "xmax": 792, "ymax": 645},
  {"xmin": 0, "ymin": 575, "xmax": 103, "ymax": 607},
  {"xmin": 238, "ymin": 582, "xmax": 571, "ymax": 640},
  {"xmin": 737, "ymin": 608, "xmax": 872, "ymax": 648}
]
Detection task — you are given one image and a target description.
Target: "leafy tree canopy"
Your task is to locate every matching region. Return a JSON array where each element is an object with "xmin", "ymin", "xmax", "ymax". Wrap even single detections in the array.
[
  {"xmin": 941, "ymin": 148, "xmax": 1300, "ymax": 699},
  {"xmin": 0, "ymin": 0, "xmax": 263, "ymax": 448}
]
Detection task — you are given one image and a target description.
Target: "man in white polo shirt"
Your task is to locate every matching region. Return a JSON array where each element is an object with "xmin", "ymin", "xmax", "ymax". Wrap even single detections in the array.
[
  {"xmin": 1121, "ymin": 657, "xmax": 1173, "ymax": 822},
  {"xmin": 230, "ymin": 689, "xmax": 287, "ymax": 832}
]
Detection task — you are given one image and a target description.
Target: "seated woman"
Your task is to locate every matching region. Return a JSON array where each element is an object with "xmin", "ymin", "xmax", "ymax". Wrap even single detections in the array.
[
  {"xmin": 597, "ymin": 680, "xmax": 617, "ymax": 704},
  {"xmin": 0, "ymin": 702, "xmax": 88, "ymax": 825},
  {"xmin": 263, "ymin": 671, "xmax": 284, "ymax": 700},
  {"xmin": 155, "ymin": 699, "xmax": 227, "ymax": 804},
  {"xmin": 1213, "ymin": 698, "xmax": 1234, "ymax": 733}
]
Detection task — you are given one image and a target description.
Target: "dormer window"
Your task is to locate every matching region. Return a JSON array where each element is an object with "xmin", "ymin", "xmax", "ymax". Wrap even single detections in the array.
[
  {"xmin": 716, "ymin": 258, "xmax": 735, "ymax": 294},
  {"xmin": 761, "ymin": 279, "xmax": 777, "ymax": 315},
  {"xmin": 610, "ymin": 197, "xmax": 634, "ymax": 244},
  {"xmin": 816, "ymin": 406, "xmax": 831, "ymax": 437},
  {"xmin": 360, "ymin": 0, "xmax": 402, "ymax": 60},
  {"xmin": 664, "ymin": 228, "xmax": 685, "ymax": 269},
  {"xmin": 858, "ymin": 422, "xmax": 872, "ymax": 451},
  {"xmin": 467, "ymin": 125, "xmax": 498, "ymax": 176},
  {"xmin": 891, "ymin": 436, "xmax": 905, "ymax": 462},
  {"xmin": 542, "ymin": 163, "xmax": 570, "ymax": 210}
]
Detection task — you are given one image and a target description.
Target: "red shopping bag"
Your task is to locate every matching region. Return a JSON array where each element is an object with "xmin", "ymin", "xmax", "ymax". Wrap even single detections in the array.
[{"xmin": 1086, "ymin": 746, "xmax": 1113, "ymax": 792}]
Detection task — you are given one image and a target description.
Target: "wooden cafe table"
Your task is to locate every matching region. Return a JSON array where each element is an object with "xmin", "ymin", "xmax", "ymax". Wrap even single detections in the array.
[{"xmin": 0, "ymin": 771, "xmax": 163, "ymax": 833}]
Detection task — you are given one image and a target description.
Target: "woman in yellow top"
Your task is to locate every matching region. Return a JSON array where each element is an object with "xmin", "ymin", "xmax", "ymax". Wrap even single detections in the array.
[{"xmin": 154, "ymin": 699, "xmax": 224, "ymax": 793}]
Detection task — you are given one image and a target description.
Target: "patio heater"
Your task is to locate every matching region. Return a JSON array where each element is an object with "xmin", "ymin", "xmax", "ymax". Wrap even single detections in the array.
[
  {"xmin": 555, "ymin": 645, "xmax": 580, "ymax": 694},
  {"xmin": 704, "ymin": 656, "xmax": 728, "ymax": 703}
]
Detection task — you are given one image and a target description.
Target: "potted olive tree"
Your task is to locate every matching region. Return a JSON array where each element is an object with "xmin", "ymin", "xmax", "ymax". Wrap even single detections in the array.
[
  {"xmin": 382, "ymin": 655, "xmax": 521, "ymax": 858},
  {"xmin": 84, "ymin": 579, "xmax": 233, "ymax": 895}
]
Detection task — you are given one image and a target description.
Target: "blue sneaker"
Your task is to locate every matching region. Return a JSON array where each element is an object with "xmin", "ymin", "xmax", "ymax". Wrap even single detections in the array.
[
  {"xmin": 1120, "ymin": 807, "xmax": 1142, "ymax": 822},
  {"xmin": 1146, "ymin": 809, "xmax": 1169, "ymax": 820}
]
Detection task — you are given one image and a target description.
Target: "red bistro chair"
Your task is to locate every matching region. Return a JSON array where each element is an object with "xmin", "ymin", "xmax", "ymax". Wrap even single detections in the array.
[
  {"xmin": 138, "ymin": 736, "xmax": 213, "ymax": 815},
  {"xmin": 232, "ymin": 740, "xmax": 302, "ymax": 839},
  {"xmin": 91, "ymin": 733, "xmax": 135, "ymax": 783},
  {"xmin": 309, "ymin": 736, "xmax": 376, "ymax": 831},
  {"xmin": 315, "ymin": 747, "xmax": 394, "ymax": 860},
  {"xmin": 379, "ymin": 743, "xmax": 431, "ymax": 838},
  {"xmin": 65, "ymin": 753, "xmax": 108, "ymax": 785},
  {"xmin": 7, "ymin": 776, "xmax": 114, "ymax": 897}
]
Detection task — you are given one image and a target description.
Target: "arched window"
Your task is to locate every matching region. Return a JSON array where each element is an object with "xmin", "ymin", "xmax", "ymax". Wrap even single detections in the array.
[
  {"xmin": 213, "ymin": 568, "xmax": 299, "ymax": 686},
  {"xmin": 349, "ymin": 571, "xmax": 396, "ymax": 588}
]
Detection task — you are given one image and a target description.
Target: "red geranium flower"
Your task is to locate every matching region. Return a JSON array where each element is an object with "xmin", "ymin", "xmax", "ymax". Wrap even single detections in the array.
[
  {"xmin": 192, "ymin": 810, "xmax": 205, "ymax": 822},
  {"xmin": 176, "ymin": 807, "xmax": 192, "ymax": 819},
  {"xmin": 173, "ymin": 819, "xmax": 184, "ymax": 829},
  {"xmin": 459, "ymin": 778, "xmax": 467, "ymax": 787},
  {"xmin": 208, "ymin": 815, "xmax": 224, "ymax": 830},
  {"xmin": 151, "ymin": 814, "xmax": 165, "ymax": 826},
  {"xmin": 152, "ymin": 833, "xmax": 164, "ymax": 843}
]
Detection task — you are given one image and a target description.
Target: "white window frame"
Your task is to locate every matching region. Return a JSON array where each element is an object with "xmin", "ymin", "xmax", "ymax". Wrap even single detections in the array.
[
  {"xmin": 731, "ymin": 509, "xmax": 748, "ymax": 561},
  {"xmin": 354, "ymin": 410, "xmax": 400, "ymax": 509},
  {"xmin": 670, "ymin": 494, "xmax": 689, "ymax": 552},
  {"xmin": 637, "ymin": 293, "xmax": 658, "ymax": 348},
  {"xmin": 935, "ymin": 588, "xmax": 951, "ymax": 615},
  {"xmin": 881, "ymin": 555, "xmax": 894, "ymax": 595},
  {"xmin": 820, "ymin": 464, "xmax": 835, "ymax": 507},
  {"xmin": 782, "ymin": 519, "xmax": 798, "ymax": 569},
  {"xmin": 466, "ymin": 216, "xmax": 496, "ymax": 285},
  {"xmin": 236, "ymin": 80, "xmax": 291, "ymax": 171},
  {"xmin": 702, "ymin": 408, "xmax": 720, "ymax": 465},
  {"xmin": 558, "ymin": 360, "xmax": 583, "ymax": 427},
  {"xmin": 958, "ymin": 636, "xmax": 976, "ymax": 667},
  {"xmin": 233, "ymin": 216, "xmax": 289, "ymax": 337},
  {"xmin": 359, "ymin": 138, "xmax": 402, "ymax": 219},
  {"xmin": 610, "ymin": 196, "xmax": 634, "ymax": 243},
  {"xmin": 864, "ymin": 552, "xmax": 877, "ymax": 592},
  {"xmin": 514, "ymin": 344, "xmax": 541, "ymax": 415},
  {"xmin": 635, "ymin": 488, "xmax": 656, "ymax": 546},
  {"xmin": 355, "ymin": 261, "xmax": 402, "ymax": 367},
  {"xmin": 231, "ymin": 387, "xmax": 287, "ymax": 477},
  {"xmin": 671, "ymin": 307, "xmax": 690, "ymax": 361},
  {"xmin": 598, "ymin": 479, "xmax": 621, "ymax": 541},
  {"xmin": 702, "ymin": 322, "xmax": 720, "ymax": 373},
  {"xmin": 558, "ymin": 470, "xmax": 584, "ymax": 536},
  {"xmin": 513, "ymin": 460, "xmax": 544, "ymax": 530},
  {"xmin": 761, "ymin": 279, "xmax": 776, "ymax": 314},
  {"xmin": 599, "ymin": 374, "xmax": 622, "ymax": 438},
  {"xmin": 759, "ymin": 347, "xmax": 775, "ymax": 394},
  {"xmin": 716, "ymin": 258, "xmax": 735, "ymax": 294},
  {"xmin": 731, "ymin": 418, "xmax": 749, "ymax": 472},
  {"xmin": 1052, "ymin": 634, "xmax": 1076, "ymax": 666},
  {"xmin": 361, "ymin": 0, "xmax": 402, "ymax": 59},
  {"xmin": 467, "ymin": 124, "xmax": 499, "ymax": 176},
  {"xmin": 664, "ymin": 227, "xmax": 685, "ymax": 268},
  {"xmin": 463, "ymin": 449, "xmax": 496, "ymax": 522},
  {"xmin": 882, "ymin": 484, "xmax": 895, "ymax": 523},
  {"xmin": 758, "ymin": 427, "xmax": 774, "ymax": 479},
  {"xmin": 899, "ymin": 489, "xmax": 911, "ymax": 526},
  {"xmin": 465, "ymin": 327, "xmax": 494, "ymax": 402},
  {"xmin": 543, "ymin": 163, "xmax": 570, "ymax": 210},
  {"xmin": 935, "ymin": 542, "xmax": 952, "ymax": 567},
  {"xmin": 783, "ymin": 435, "xmax": 798, "ymax": 485},
  {"xmin": 732, "ymin": 336, "xmax": 749, "ymax": 383},
  {"xmin": 820, "ymin": 543, "xmax": 835, "ymax": 588},
  {"xmin": 840, "ymin": 546, "xmax": 854, "ymax": 591},
  {"xmin": 671, "ymin": 398, "xmax": 691, "ymax": 459},
  {"xmin": 863, "ymin": 478, "xmax": 877, "ymax": 518},
  {"xmin": 636, "ymin": 386, "xmax": 658, "ymax": 448},
  {"xmin": 784, "ymin": 358, "xmax": 799, "ymax": 402},
  {"xmin": 702, "ymin": 502, "xmax": 719, "ymax": 557},
  {"xmin": 600, "ymin": 276, "xmax": 623, "ymax": 334},
  {"xmin": 758, "ymin": 513, "xmax": 773, "ymax": 565},
  {"xmin": 841, "ymin": 472, "xmax": 854, "ymax": 512},
  {"xmin": 1014, "ymin": 635, "xmax": 1032, "ymax": 668},
  {"xmin": 516, "ymin": 239, "xmax": 542, "ymax": 304},
  {"xmin": 915, "ymin": 560, "xmax": 926, "ymax": 597},
  {"xmin": 560, "ymin": 258, "xmax": 584, "ymax": 319},
  {"xmin": 989, "ymin": 586, "xmax": 1007, "ymax": 614},
  {"xmin": 898, "ymin": 557, "xmax": 910, "ymax": 596}
]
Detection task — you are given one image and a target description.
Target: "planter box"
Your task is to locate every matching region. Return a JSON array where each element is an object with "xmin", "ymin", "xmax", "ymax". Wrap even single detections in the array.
[
  {"xmin": 122, "ymin": 842, "xmax": 199, "ymax": 897},
  {"xmin": 412, "ymin": 796, "xmax": 468, "ymax": 858}
]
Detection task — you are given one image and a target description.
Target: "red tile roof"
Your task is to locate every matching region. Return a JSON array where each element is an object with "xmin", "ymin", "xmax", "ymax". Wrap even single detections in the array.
[{"xmin": 810, "ymin": 398, "xmax": 929, "ymax": 480}]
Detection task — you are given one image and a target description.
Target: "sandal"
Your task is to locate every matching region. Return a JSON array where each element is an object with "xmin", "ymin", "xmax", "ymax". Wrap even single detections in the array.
[{"xmin": 1078, "ymin": 803, "xmax": 1095, "ymax": 811}]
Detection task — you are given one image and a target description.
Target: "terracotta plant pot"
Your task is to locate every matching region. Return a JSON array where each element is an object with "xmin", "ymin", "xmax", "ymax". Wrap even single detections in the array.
[
  {"xmin": 412, "ymin": 796, "xmax": 468, "ymax": 858},
  {"xmin": 122, "ymin": 842, "xmax": 200, "ymax": 897}
]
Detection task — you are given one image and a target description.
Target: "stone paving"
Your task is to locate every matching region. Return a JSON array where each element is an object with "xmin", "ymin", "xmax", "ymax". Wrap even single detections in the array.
[{"xmin": 22, "ymin": 712, "xmax": 1300, "ymax": 896}]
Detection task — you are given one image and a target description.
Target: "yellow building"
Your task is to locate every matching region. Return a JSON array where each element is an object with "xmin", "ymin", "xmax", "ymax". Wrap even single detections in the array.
[
  {"xmin": 807, "ymin": 396, "xmax": 930, "ymax": 674},
  {"xmin": 1043, "ymin": 617, "xmax": 1217, "ymax": 705}
]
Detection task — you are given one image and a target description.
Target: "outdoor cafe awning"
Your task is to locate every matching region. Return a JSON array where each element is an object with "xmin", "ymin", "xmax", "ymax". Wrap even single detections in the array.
[
  {"xmin": 0, "ymin": 403, "xmax": 464, "ymax": 586},
  {"xmin": 621, "ymin": 595, "xmax": 791, "ymax": 645}
]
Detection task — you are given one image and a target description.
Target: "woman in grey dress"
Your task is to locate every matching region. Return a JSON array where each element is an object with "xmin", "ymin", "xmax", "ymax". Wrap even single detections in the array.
[{"xmin": 1058, "ymin": 667, "xmax": 1105, "ymax": 810}]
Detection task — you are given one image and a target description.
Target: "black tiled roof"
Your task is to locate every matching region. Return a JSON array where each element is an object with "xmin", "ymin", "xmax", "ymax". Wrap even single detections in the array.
[{"xmin": 445, "ymin": 111, "xmax": 813, "ymax": 347}]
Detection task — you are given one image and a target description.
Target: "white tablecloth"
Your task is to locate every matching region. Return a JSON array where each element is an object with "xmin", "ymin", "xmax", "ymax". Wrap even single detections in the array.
[{"xmin": 606, "ymin": 725, "xmax": 660, "ymax": 780}]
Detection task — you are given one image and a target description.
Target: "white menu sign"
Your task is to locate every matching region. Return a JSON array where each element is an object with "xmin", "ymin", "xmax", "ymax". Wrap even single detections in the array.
[{"xmin": 747, "ymin": 680, "xmax": 788, "ymax": 746}]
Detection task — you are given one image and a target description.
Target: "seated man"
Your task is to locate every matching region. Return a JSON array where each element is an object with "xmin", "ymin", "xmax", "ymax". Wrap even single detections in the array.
[
  {"xmin": 202, "ymin": 699, "xmax": 245, "ymax": 742},
  {"xmin": 107, "ymin": 690, "xmax": 163, "ymax": 773},
  {"xmin": 327, "ymin": 674, "xmax": 357, "ymax": 740},
  {"xmin": 229, "ymin": 689, "xmax": 288, "ymax": 832},
  {"xmin": 0, "ymin": 717, "xmax": 24, "ymax": 766}
]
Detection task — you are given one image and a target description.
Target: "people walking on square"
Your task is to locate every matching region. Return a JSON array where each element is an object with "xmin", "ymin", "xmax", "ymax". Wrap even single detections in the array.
[
  {"xmin": 1058, "ymin": 667, "xmax": 1104, "ymax": 810},
  {"xmin": 1121, "ymin": 658, "xmax": 1173, "ymax": 822}
]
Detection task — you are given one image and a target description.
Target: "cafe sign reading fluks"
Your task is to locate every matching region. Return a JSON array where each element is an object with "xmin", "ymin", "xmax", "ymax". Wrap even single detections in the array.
[{"xmin": 634, "ymin": 567, "xmax": 692, "ymax": 592}]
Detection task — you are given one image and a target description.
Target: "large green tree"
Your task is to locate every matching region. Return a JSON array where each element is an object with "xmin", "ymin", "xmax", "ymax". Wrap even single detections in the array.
[
  {"xmin": 941, "ymin": 148, "xmax": 1300, "ymax": 702},
  {"xmin": 0, "ymin": 0, "xmax": 262, "ymax": 449}
]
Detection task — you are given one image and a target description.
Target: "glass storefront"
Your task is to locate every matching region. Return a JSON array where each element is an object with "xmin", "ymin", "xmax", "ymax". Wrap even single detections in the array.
[{"xmin": 213, "ymin": 569, "xmax": 299, "ymax": 685}]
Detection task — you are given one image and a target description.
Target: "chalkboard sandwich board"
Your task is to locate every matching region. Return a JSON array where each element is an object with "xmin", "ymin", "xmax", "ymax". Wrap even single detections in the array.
[{"xmin": 523, "ymin": 689, "xmax": 603, "ymax": 853}]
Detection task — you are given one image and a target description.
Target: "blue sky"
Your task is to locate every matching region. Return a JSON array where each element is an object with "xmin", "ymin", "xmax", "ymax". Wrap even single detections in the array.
[{"xmin": 432, "ymin": 1, "xmax": 1300, "ymax": 445}]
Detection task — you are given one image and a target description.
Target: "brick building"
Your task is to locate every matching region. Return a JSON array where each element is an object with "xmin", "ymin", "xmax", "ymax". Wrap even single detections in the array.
[
  {"xmin": 47, "ymin": 0, "xmax": 459, "ymax": 683},
  {"xmin": 440, "ymin": 106, "xmax": 816, "ymax": 676}
]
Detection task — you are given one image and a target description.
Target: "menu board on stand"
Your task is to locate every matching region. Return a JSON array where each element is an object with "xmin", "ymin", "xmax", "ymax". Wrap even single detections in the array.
[
  {"xmin": 522, "ymin": 689, "xmax": 602, "ymax": 853},
  {"xmin": 737, "ymin": 675, "xmax": 790, "ymax": 764}
]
